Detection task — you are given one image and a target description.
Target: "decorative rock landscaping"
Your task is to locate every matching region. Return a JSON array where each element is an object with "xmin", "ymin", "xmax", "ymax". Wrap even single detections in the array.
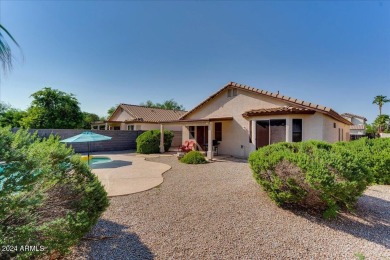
[{"xmin": 68, "ymin": 155, "xmax": 390, "ymax": 259}]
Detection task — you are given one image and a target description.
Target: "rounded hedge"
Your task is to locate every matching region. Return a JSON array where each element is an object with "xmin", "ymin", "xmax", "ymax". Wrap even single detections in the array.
[
  {"xmin": 249, "ymin": 141, "xmax": 372, "ymax": 218},
  {"xmin": 136, "ymin": 130, "xmax": 174, "ymax": 154},
  {"xmin": 0, "ymin": 128, "xmax": 109, "ymax": 259},
  {"xmin": 180, "ymin": 151, "xmax": 207, "ymax": 164},
  {"xmin": 335, "ymin": 137, "xmax": 390, "ymax": 185}
]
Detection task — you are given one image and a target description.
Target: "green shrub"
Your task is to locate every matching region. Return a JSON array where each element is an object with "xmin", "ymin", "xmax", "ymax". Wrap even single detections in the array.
[
  {"xmin": 180, "ymin": 151, "xmax": 207, "ymax": 164},
  {"xmin": 136, "ymin": 130, "xmax": 174, "ymax": 154},
  {"xmin": 249, "ymin": 141, "xmax": 371, "ymax": 218},
  {"xmin": 335, "ymin": 138, "xmax": 390, "ymax": 184},
  {"xmin": 0, "ymin": 127, "xmax": 109, "ymax": 259}
]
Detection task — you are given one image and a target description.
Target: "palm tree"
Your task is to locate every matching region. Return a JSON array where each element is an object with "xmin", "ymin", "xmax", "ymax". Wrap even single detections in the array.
[
  {"xmin": 372, "ymin": 95, "xmax": 390, "ymax": 116},
  {"xmin": 0, "ymin": 24, "xmax": 20, "ymax": 73},
  {"xmin": 374, "ymin": 114, "xmax": 390, "ymax": 133}
]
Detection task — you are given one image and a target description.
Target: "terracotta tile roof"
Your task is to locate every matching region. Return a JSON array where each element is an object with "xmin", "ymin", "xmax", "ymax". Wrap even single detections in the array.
[
  {"xmin": 109, "ymin": 104, "xmax": 187, "ymax": 123},
  {"xmin": 180, "ymin": 82, "xmax": 352, "ymax": 125},
  {"xmin": 341, "ymin": 113, "xmax": 367, "ymax": 121},
  {"xmin": 242, "ymin": 106, "xmax": 316, "ymax": 117},
  {"xmin": 162, "ymin": 117, "xmax": 234, "ymax": 124},
  {"xmin": 350, "ymin": 124, "xmax": 366, "ymax": 130}
]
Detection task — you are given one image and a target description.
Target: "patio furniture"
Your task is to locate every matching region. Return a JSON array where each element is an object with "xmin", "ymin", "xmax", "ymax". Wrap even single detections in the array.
[
  {"xmin": 212, "ymin": 140, "xmax": 220, "ymax": 156},
  {"xmin": 204, "ymin": 140, "xmax": 220, "ymax": 156}
]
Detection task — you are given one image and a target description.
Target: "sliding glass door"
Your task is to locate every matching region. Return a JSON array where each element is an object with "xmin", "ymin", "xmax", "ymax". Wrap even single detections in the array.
[{"xmin": 256, "ymin": 119, "xmax": 286, "ymax": 148}]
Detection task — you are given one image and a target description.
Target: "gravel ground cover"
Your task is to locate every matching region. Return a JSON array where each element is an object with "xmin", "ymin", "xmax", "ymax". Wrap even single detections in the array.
[{"xmin": 67, "ymin": 156, "xmax": 390, "ymax": 260}]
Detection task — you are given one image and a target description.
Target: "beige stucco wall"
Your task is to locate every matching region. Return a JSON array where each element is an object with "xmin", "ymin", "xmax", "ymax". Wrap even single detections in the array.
[
  {"xmin": 184, "ymin": 113, "xmax": 349, "ymax": 158},
  {"xmin": 182, "ymin": 90, "xmax": 287, "ymax": 157},
  {"xmin": 187, "ymin": 88, "xmax": 287, "ymax": 119},
  {"xmin": 322, "ymin": 115, "xmax": 350, "ymax": 142},
  {"xmin": 110, "ymin": 108, "xmax": 134, "ymax": 121},
  {"xmin": 120, "ymin": 123, "xmax": 181, "ymax": 131},
  {"xmin": 137, "ymin": 124, "xmax": 181, "ymax": 131},
  {"xmin": 181, "ymin": 88, "xmax": 350, "ymax": 158},
  {"xmin": 183, "ymin": 88, "xmax": 290, "ymax": 158}
]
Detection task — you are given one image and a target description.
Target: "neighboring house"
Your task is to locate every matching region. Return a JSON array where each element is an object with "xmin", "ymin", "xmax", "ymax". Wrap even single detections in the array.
[
  {"xmin": 161, "ymin": 82, "xmax": 352, "ymax": 159},
  {"xmin": 91, "ymin": 104, "xmax": 186, "ymax": 131},
  {"xmin": 341, "ymin": 113, "xmax": 367, "ymax": 140}
]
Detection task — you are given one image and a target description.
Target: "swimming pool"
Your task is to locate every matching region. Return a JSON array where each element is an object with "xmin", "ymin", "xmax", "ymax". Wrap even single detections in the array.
[
  {"xmin": 81, "ymin": 156, "xmax": 113, "ymax": 165},
  {"xmin": 89, "ymin": 156, "xmax": 113, "ymax": 165}
]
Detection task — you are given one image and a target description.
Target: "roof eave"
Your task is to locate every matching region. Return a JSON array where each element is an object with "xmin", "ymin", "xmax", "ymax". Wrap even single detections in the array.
[
  {"xmin": 242, "ymin": 110, "xmax": 316, "ymax": 118},
  {"xmin": 161, "ymin": 116, "xmax": 234, "ymax": 124},
  {"xmin": 182, "ymin": 82, "xmax": 352, "ymax": 125}
]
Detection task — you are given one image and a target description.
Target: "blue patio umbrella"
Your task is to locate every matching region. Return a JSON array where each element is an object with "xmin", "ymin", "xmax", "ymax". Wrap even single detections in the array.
[{"xmin": 60, "ymin": 131, "xmax": 112, "ymax": 162}]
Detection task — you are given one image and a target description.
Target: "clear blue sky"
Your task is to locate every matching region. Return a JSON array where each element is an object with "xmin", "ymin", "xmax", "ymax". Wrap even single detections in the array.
[{"xmin": 1, "ymin": 1, "xmax": 389, "ymax": 122}]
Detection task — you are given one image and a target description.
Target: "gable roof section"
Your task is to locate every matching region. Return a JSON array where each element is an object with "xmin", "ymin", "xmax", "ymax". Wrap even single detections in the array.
[
  {"xmin": 109, "ymin": 104, "xmax": 187, "ymax": 123},
  {"xmin": 341, "ymin": 113, "xmax": 367, "ymax": 121},
  {"xmin": 180, "ymin": 82, "xmax": 352, "ymax": 125}
]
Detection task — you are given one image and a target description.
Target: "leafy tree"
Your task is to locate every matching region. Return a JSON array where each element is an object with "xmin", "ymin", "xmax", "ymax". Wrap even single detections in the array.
[
  {"xmin": 0, "ymin": 24, "xmax": 20, "ymax": 73},
  {"xmin": 374, "ymin": 114, "xmax": 390, "ymax": 133},
  {"xmin": 81, "ymin": 112, "xmax": 100, "ymax": 129},
  {"xmin": 22, "ymin": 87, "xmax": 83, "ymax": 129},
  {"xmin": 365, "ymin": 124, "xmax": 377, "ymax": 135},
  {"xmin": 140, "ymin": 99, "xmax": 185, "ymax": 110},
  {"xmin": 0, "ymin": 101, "xmax": 26, "ymax": 127},
  {"xmin": 0, "ymin": 107, "xmax": 26, "ymax": 127},
  {"xmin": 160, "ymin": 99, "xmax": 185, "ymax": 110},
  {"xmin": 106, "ymin": 105, "xmax": 118, "ymax": 119},
  {"xmin": 373, "ymin": 95, "xmax": 390, "ymax": 116},
  {"xmin": 0, "ymin": 101, "xmax": 10, "ymax": 114},
  {"xmin": 142, "ymin": 100, "xmax": 155, "ymax": 108}
]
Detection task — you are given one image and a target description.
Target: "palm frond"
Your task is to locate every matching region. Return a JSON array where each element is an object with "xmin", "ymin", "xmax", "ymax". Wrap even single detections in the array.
[
  {"xmin": 0, "ymin": 24, "xmax": 20, "ymax": 48},
  {"xmin": 0, "ymin": 24, "xmax": 21, "ymax": 73}
]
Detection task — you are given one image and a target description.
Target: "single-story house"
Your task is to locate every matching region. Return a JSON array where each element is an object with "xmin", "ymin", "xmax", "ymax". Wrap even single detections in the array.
[
  {"xmin": 341, "ymin": 113, "xmax": 367, "ymax": 140},
  {"xmin": 91, "ymin": 104, "xmax": 186, "ymax": 131},
  {"xmin": 161, "ymin": 82, "xmax": 353, "ymax": 159}
]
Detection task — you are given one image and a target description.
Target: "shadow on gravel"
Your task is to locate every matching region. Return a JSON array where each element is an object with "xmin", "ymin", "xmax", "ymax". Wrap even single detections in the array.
[
  {"xmin": 210, "ymin": 157, "xmax": 248, "ymax": 164},
  {"xmin": 81, "ymin": 219, "xmax": 154, "ymax": 260},
  {"xmin": 91, "ymin": 160, "xmax": 132, "ymax": 169},
  {"xmin": 290, "ymin": 193, "xmax": 390, "ymax": 250}
]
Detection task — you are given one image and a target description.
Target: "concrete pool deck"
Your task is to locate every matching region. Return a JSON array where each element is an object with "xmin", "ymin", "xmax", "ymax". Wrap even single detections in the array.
[{"xmin": 90, "ymin": 152, "xmax": 172, "ymax": 197}]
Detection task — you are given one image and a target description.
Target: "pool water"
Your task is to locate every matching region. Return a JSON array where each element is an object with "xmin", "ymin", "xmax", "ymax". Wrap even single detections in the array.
[{"xmin": 89, "ymin": 157, "xmax": 113, "ymax": 165}]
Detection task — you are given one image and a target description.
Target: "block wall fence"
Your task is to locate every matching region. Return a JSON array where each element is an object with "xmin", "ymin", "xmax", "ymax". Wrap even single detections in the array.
[{"xmin": 12, "ymin": 129, "xmax": 182, "ymax": 153}]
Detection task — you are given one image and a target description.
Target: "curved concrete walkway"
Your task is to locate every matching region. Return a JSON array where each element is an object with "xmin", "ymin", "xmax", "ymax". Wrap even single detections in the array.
[{"xmin": 91, "ymin": 153, "xmax": 172, "ymax": 197}]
